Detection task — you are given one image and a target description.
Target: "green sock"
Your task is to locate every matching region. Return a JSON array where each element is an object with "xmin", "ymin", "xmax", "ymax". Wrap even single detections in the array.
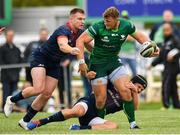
[
  {"xmin": 96, "ymin": 107, "xmax": 106, "ymax": 118},
  {"xmin": 123, "ymin": 100, "xmax": 135, "ymax": 123}
]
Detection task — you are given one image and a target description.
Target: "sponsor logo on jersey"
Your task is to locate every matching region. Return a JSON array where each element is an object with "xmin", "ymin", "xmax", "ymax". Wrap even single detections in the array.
[
  {"xmin": 101, "ymin": 36, "xmax": 109, "ymax": 42},
  {"xmin": 111, "ymin": 33, "xmax": 119, "ymax": 36},
  {"xmin": 103, "ymin": 44, "xmax": 115, "ymax": 48},
  {"xmin": 120, "ymin": 34, "xmax": 126, "ymax": 40},
  {"xmin": 104, "ymin": 36, "xmax": 108, "ymax": 39}
]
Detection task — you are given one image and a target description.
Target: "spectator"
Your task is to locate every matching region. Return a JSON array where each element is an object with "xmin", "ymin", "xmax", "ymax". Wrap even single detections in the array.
[
  {"xmin": 150, "ymin": 10, "xmax": 180, "ymax": 44},
  {"xmin": 119, "ymin": 10, "xmax": 137, "ymax": 76},
  {"xmin": 149, "ymin": 22, "xmax": 180, "ymax": 109},
  {"xmin": 23, "ymin": 28, "xmax": 49, "ymax": 85},
  {"xmin": 0, "ymin": 29, "xmax": 22, "ymax": 109},
  {"xmin": 58, "ymin": 57, "xmax": 72, "ymax": 109},
  {"xmin": 58, "ymin": 52, "xmax": 78, "ymax": 108}
]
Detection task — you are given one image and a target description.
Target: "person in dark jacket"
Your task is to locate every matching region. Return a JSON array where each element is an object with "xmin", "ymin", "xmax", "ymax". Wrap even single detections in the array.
[
  {"xmin": 150, "ymin": 22, "xmax": 180, "ymax": 109},
  {"xmin": 23, "ymin": 28, "xmax": 48, "ymax": 84},
  {"xmin": 0, "ymin": 29, "xmax": 22, "ymax": 108},
  {"xmin": 149, "ymin": 10, "xmax": 180, "ymax": 43}
]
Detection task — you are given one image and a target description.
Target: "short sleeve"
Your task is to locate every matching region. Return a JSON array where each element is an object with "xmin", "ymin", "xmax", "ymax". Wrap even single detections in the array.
[
  {"xmin": 86, "ymin": 23, "xmax": 99, "ymax": 38},
  {"xmin": 56, "ymin": 27, "xmax": 70, "ymax": 37},
  {"xmin": 128, "ymin": 21, "xmax": 136, "ymax": 35}
]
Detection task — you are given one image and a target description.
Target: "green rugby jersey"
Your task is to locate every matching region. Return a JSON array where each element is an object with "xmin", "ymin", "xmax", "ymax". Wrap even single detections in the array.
[{"xmin": 86, "ymin": 18, "xmax": 136, "ymax": 64}]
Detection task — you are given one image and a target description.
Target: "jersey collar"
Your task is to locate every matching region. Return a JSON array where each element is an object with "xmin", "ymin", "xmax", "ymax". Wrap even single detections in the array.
[
  {"xmin": 66, "ymin": 22, "xmax": 78, "ymax": 34},
  {"xmin": 112, "ymin": 20, "xmax": 120, "ymax": 32}
]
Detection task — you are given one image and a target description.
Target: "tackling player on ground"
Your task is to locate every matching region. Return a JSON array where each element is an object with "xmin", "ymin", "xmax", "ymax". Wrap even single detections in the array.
[{"xmin": 26, "ymin": 73, "xmax": 147, "ymax": 130}]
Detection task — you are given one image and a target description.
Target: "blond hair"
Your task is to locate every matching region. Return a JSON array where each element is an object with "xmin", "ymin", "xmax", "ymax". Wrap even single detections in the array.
[{"xmin": 103, "ymin": 7, "xmax": 120, "ymax": 18}]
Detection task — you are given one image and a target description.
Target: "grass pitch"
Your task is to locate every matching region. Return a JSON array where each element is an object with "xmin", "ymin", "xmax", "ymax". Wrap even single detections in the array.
[{"xmin": 0, "ymin": 103, "xmax": 180, "ymax": 134}]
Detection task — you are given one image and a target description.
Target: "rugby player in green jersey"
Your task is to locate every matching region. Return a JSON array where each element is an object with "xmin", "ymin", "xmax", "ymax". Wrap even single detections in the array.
[{"xmin": 76, "ymin": 7, "xmax": 160, "ymax": 129}]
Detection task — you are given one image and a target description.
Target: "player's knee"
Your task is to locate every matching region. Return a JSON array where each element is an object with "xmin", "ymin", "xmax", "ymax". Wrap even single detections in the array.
[
  {"xmin": 66, "ymin": 109, "xmax": 83, "ymax": 117},
  {"xmin": 120, "ymin": 88, "xmax": 132, "ymax": 101},
  {"xmin": 42, "ymin": 91, "xmax": 53, "ymax": 99},
  {"xmin": 74, "ymin": 109, "xmax": 84, "ymax": 116},
  {"xmin": 34, "ymin": 84, "xmax": 45, "ymax": 94}
]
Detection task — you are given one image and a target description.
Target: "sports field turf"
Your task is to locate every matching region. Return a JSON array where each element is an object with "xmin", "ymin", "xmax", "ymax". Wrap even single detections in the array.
[{"xmin": 1, "ymin": 103, "xmax": 180, "ymax": 134}]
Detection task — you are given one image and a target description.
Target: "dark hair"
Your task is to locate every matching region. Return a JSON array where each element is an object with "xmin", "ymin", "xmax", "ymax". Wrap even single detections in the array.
[
  {"xmin": 70, "ymin": 8, "xmax": 85, "ymax": 15},
  {"xmin": 163, "ymin": 21, "xmax": 173, "ymax": 26},
  {"xmin": 131, "ymin": 75, "xmax": 147, "ymax": 89}
]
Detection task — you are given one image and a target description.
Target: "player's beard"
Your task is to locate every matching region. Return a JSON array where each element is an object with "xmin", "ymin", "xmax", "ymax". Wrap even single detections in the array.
[
  {"xmin": 114, "ymin": 20, "xmax": 119, "ymax": 29},
  {"xmin": 111, "ymin": 20, "xmax": 119, "ymax": 30}
]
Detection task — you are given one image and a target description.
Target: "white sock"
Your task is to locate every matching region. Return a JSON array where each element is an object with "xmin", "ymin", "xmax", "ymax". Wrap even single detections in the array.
[{"xmin": 130, "ymin": 121, "xmax": 137, "ymax": 128}]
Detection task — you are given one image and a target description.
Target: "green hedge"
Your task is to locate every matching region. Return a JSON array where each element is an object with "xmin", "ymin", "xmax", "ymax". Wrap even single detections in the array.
[{"xmin": 13, "ymin": 0, "xmax": 76, "ymax": 7}]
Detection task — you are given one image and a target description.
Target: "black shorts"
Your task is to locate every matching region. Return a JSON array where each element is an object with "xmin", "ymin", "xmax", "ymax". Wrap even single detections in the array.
[
  {"xmin": 25, "ymin": 67, "xmax": 32, "ymax": 84},
  {"xmin": 30, "ymin": 48, "xmax": 61, "ymax": 80},
  {"xmin": 75, "ymin": 96, "xmax": 97, "ymax": 126}
]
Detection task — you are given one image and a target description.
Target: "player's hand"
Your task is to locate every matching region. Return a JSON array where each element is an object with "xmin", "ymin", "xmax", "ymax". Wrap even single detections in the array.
[
  {"xmin": 70, "ymin": 47, "xmax": 80, "ymax": 55},
  {"xmin": 125, "ymin": 82, "xmax": 137, "ymax": 93},
  {"xmin": 0, "ymin": 27, "xmax": 5, "ymax": 35},
  {"xmin": 79, "ymin": 63, "xmax": 88, "ymax": 76},
  {"xmin": 86, "ymin": 71, "xmax": 96, "ymax": 79},
  {"xmin": 150, "ymin": 46, "xmax": 160, "ymax": 57}
]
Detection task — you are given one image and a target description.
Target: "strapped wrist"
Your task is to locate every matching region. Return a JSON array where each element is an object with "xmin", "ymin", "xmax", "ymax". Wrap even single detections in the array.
[{"xmin": 79, "ymin": 59, "xmax": 85, "ymax": 64}]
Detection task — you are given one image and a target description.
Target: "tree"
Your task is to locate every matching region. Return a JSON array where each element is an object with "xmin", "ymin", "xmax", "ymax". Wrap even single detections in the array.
[{"xmin": 13, "ymin": 0, "xmax": 76, "ymax": 7}]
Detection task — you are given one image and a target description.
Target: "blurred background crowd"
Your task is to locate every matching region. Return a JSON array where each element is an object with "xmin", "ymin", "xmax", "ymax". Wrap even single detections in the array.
[{"xmin": 0, "ymin": 0, "xmax": 180, "ymax": 113}]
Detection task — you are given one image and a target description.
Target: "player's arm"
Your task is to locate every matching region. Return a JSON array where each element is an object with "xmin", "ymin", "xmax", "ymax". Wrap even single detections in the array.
[
  {"xmin": 131, "ymin": 31, "xmax": 150, "ymax": 44},
  {"xmin": 131, "ymin": 31, "xmax": 160, "ymax": 57},
  {"xmin": 127, "ymin": 21, "xmax": 159, "ymax": 57},
  {"xmin": 70, "ymin": 121, "xmax": 118, "ymax": 130},
  {"xmin": 131, "ymin": 91, "xmax": 139, "ymax": 110},
  {"xmin": 57, "ymin": 36, "xmax": 80, "ymax": 55},
  {"xmin": 125, "ymin": 82, "xmax": 139, "ymax": 110},
  {"xmin": 90, "ymin": 121, "xmax": 118, "ymax": 129},
  {"xmin": 84, "ymin": 40, "xmax": 94, "ymax": 52},
  {"xmin": 127, "ymin": 22, "xmax": 148, "ymax": 44},
  {"xmin": 76, "ymin": 31, "xmax": 93, "ymax": 76},
  {"xmin": 76, "ymin": 31, "xmax": 93, "ymax": 60},
  {"xmin": 126, "ymin": 35, "xmax": 135, "ymax": 42}
]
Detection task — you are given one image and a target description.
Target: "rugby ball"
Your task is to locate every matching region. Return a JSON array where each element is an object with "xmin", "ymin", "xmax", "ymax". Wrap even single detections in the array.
[{"xmin": 140, "ymin": 41, "xmax": 157, "ymax": 57}]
